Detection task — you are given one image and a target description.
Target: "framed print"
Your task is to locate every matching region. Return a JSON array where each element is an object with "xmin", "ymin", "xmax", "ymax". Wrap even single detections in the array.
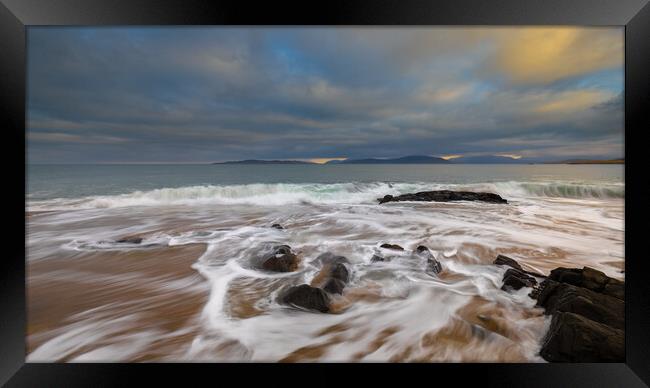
[{"xmin": 2, "ymin": 0, "xmax": 650, "ymax": 386}]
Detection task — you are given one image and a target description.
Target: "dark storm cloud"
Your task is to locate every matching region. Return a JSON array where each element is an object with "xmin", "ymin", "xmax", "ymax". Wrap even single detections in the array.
[{"xmin": 27, "ymin": 27, "xmax": 624, "ymax": 163}]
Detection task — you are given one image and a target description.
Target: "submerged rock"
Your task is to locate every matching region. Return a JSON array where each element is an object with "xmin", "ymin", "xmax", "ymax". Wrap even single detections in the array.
[
  {"xmin": 323, "ymin": 278, "xmax": 346, "ymax": 295},
  {"xmin": 536, "ymin": 279, "xmax": 624, "ymax": 330},
  {"xmin": 426, "ymin": 259, "xmax": 443, "ymax": 275},
  {"xmin": 280, "ymin": 284, "xmax": 330, "ymax": 313},
  {"xmin": 330, "ymin": 263, "xmax": 350, "ymax": 283},
  {"xmin": 501, "ymin": 268, "xmax": 537, "ymax": 291},
  {"xmin": 377, "ymin": 190, "xmax": 507, "ymax": 204},
  {"xmin": 416, "ymin": 246, "xmax": 443, "ymax": 275},
  {"xmin": 271, "ymin": 224, "xmax": 284, "ymax": 230},
  {"xmin": 261, "ymin": 245, "xmax": 299, "ymax": 272},
  {"xmin": 311, "ymin": 252, "xmax": 351, "ymax": 296},
  {"xmin": 371, "ymin": 254, "xmax": 386, "ymax": 263},
  {"xmin": 548, "ymin": 267, "xmax": 624, "ymax": 300},
  {"xmin": 540, "ymin": 311, "xmax": 624, "ymax": 362},
  {"xmin": 116, "ymin": 236, "xmax": 143, "ymax": 244},
  {"xmin": 314, "ymin": 252, "xmax": 349, "ymax": 266},
  {"xmin": 380, "ymin": 243, "xmax": 404, "ymax": 251}
]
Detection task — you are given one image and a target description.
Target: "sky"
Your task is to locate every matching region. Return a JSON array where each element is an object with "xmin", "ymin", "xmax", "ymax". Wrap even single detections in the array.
[{"xmin": 27, "ymin": 27, "xmax": 624, "ymax": 164}]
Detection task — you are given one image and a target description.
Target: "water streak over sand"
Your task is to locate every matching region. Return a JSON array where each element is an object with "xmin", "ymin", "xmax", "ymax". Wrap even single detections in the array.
[{"xmin": 26, "ymin": 182, "xmax": 623, "ymax": 362}]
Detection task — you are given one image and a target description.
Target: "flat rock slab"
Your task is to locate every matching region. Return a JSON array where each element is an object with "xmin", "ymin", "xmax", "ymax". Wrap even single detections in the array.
[
  {"xmin": 540, "ymin": 311, "xmax": 624, "ymax": 362},
  {"xmin": 378, "ymin": 190, "xmax": 507, "ymax": 204}
]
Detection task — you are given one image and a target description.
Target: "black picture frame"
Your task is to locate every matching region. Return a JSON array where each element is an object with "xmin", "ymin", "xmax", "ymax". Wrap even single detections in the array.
[{"xmin": 2, "ymin": 0, "xmax": 649, "ymax": 385}]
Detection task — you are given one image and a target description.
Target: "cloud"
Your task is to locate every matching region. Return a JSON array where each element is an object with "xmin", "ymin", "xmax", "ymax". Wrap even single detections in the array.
[
  {"xmin": 28, "ymin": 132, "xmax": 129, "ymax": 144},
  {"xmin": 26, "ymin": 27, "xmax": 624, "ymax": 163},
  {"xmin": 533, "ymin": 90, "xmax": 612, "ymax": 114},
  {"xmin": 485, "ymin": 27, "xmax": 623, "ymax": 85}
]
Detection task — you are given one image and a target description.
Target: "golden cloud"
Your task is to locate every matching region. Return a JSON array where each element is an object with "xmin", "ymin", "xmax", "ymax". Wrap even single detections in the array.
[
  {"xmin": 417, "ymin": 84, "xmax": 473, "ymax": 104},
  {"xmin": 533, "ymin": 90, "xmax": 612, "ymax": 114},
  {"xmin": 488, "ymin": 27, "xmax": 622, "ymax": 84}
]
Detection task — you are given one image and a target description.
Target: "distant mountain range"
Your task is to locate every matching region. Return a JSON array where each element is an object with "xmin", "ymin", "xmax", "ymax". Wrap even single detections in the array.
[
  {"xmin": 326, "ymin": 155, "xmax": 448, "ymax": 164},
  {"xmin": 212, "ymin": 155, "xmax": 624, "ymax": 165},
  {"xmin": 448, "ymin": 155, "xmax": 526, "ymax": 164},
  {"xmin": 545, "ymin": 158, "xmax": 624, "ymax": 165},
  {"xmin": 213, "ymin": 159, "xmax": 316, "ymax": 165}
]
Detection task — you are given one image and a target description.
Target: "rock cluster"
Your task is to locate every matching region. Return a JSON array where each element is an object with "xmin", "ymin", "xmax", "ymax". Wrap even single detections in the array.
[
  {"xmin": 279, "ymin": 252, "xmax": 351, "ymax": 313},
  {"xmin": 495, "ymin": 255, "xmax": 624, "ymax": 362}
]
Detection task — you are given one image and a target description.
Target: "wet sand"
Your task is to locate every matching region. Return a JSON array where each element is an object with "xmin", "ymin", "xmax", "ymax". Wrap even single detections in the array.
[{"xmin": 27, "ymin": 242, "xmax": 209, "ymax": 361}]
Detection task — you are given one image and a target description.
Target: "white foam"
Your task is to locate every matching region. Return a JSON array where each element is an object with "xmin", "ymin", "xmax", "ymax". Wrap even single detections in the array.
[{"xmin": 27, "ymin": 180, "xmax": 624, "ymax": 211}]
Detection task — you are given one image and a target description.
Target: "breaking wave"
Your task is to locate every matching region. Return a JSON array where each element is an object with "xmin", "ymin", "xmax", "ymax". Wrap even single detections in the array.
[{"xmin": 27, "ymin": 181, "xmax": 624, "ymax": 210}]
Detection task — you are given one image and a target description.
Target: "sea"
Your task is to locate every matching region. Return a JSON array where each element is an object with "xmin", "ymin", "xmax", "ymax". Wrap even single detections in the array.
[{"xmin": 26, "ymin": 164, "xmax": 625, "ymax": 362}]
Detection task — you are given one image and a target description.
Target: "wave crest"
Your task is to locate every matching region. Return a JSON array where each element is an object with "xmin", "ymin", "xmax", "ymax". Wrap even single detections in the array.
[{"xmin": 27, "ymin": 181, "xmax": 624, "ymax": 210}]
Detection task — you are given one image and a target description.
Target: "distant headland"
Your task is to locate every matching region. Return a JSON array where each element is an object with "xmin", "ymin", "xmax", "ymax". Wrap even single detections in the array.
[{"xmin": 212, "ymin": 155, "xmax": 624, "ymax": 165}]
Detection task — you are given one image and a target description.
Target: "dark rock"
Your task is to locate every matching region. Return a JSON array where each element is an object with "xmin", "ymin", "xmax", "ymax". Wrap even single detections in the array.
[
  {"xmin": 261, "ymin": 245, "xmax": 299, "ymax": 272},
  {"xmin": 314, "ymin": 252, "xmax": 349, "ymax": 265},
  {"xmin": 426, "ymin": 258, "xmax": 443, "ymax": 275},
  {"xmin": 280, "ymin": 284, "xmax": 330, "ymax": 313},
  {"xmin": 271, "ymin": 224, "xmax": 284, "ymax": 230},
  {"xmin": 501, "ymin": 268, "xmax": 537, "ymax": 291},
  {"xmin": 330, "ymin": 263, "xmax": 350, "ymax": 283},
  {"xmin": 415, "ymin": 245, "xmax": 434, "ymax": 259},
  {"xmin": 494, "ymin": 254, "xmax": 546, "ymax": 278},
  {"xmin": 377, "ymin": 190, "xmax": 507, "ymax": 204},
  {"xmin": 604, "ymin": 280, "xmax": 625, "ymax": 300},
  {"xmin": 415, "ymin": 245, "xmax": 443, "ymax": 274},
  {"xmin": 323, "ymin": 278, "xmax": 346, "ymax": 295},
  {"xmin": 493, "ymin": 254, "xmax": 523, "ymax": 271},
  {"xmin": 528, "ymin": 285, "xmax": 541, "ymax": 299},
  {"xmin": 272, "ymin": 244, "xmax": 292, "ymax": 255},
  {"xmin": 380, "ymin": 243, "xmax": 404, "ymax": 251},
  {"xmin": 540, "ymin": 311, "xmax": 624, "ymax": 362},
  {"xmin": 371, "ymin": 254, "xmax": 386, "ymax": 263},
  {"xmin": 311, "ymin": 253, "xmax": 351, "ymax": 295},
  {"xmin": 116, "ymin": 236, "xmax": 143, "ymax": 244},
  {"xmin": 536, "ymin": 279, "xmax": 624, "ymax": 329},
  {"xmin": 548, "ymin": 267, "xmax": 624, "ymax": 300}
]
